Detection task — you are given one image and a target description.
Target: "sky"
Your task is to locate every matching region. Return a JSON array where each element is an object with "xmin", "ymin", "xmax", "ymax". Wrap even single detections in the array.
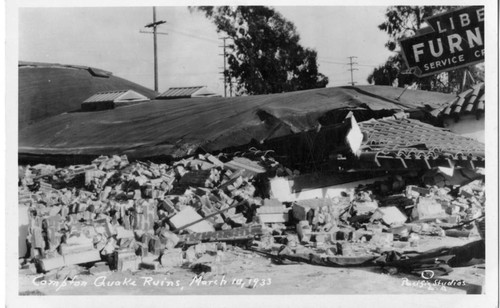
[{"xmin": 18, "ymin": 6, "xmax": 395, "ymax": 95}]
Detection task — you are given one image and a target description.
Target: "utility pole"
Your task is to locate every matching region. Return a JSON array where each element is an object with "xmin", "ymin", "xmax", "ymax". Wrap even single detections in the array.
[
  {"xmin": 219, "ymin": 37, "xmax": 229, "ymax": 97},
  {"xmin": 141, "ymin": 7, "xmax": 167, "ymax": 92},
  {"xmin": 347, "ymin": 56, "xmax": 358, "ymax": 86}
]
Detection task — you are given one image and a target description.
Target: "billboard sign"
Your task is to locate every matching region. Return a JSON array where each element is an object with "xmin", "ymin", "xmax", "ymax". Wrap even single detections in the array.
[{"xmin": 400, "ymin": 6, "xmax": 484, "ymax": 77}]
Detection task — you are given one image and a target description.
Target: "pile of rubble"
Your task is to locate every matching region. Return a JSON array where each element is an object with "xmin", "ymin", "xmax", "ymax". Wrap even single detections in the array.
[{"xmin": 18, "ymin": 152, "xmax": 485, "ymax": 280}]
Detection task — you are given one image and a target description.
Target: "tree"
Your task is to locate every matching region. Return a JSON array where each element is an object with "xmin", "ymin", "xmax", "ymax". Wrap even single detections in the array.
[
  {"xmin": 378, "ymin": 6, "xmax": 452, "ymax": 53},
  {"xmin": 369, "ymin": 6, "xmax": 481, "ymax": 93},
  {"xmin": 191, "ymin": 6, "xmax": 328, "ymax": 95},
  {"xmin": 367, "ymin": 54, "xmax": 402, "ymax": 86}
]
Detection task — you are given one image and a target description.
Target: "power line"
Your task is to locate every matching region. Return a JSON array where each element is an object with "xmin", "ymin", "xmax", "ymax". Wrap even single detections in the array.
[
  {"xmin": 318, "ymin": 59, "xmax": 347, "ymax": 65},
  {"xmin": 347, "ymin": 56, "xmax": 358, "ymax": 86},
  {"xmin": 319, "ymin": 58, "xmax": 379, "ymax": 68},
  {"xmin": 319, "ymin": 56, "xmax": 348, "ymax": 62},
  {"xmin": 165, "ymin": 27, "xmax": 219, "ymax": 44}
]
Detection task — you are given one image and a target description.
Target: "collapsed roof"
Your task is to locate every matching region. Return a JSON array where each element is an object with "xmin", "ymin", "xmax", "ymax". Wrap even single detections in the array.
[{"xmin": 19, "ymin": 85, "xmax": 483, "ymax": 170}]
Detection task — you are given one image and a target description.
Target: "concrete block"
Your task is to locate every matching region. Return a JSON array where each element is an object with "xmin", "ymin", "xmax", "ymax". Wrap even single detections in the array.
[
  {"xmin": 139, "ymin": 261, "xmax": 161, "ymax": 270},
  {"xmin": 459, "ymin": 186, "xmax": 474, "ymax": 199},
  {"xmin": 370, "ymin": 232, "xmax": 394, "ymax": 248},
  {"xmin": 314, "ymin": 234, "xmax": 326, "ymax": 247},
  {"xmin": 115, "ymin": 249, "xmax": 139, "ymax": 271},
  {"xmin": 148, "ymin": 237, "xmax": 163, "ymax": 255},
  {"xmin": 224, "ymin": 157, "xmax": 266, "ymax": 174},
  {"xmin": 39, "ymin": 256, "xmax": 65, "ymax": 272},
  {"xmin": 257, "ymin": 213, "xmax": 289, "ymax": 223},
  {"xmin": 118, "ymin": 238, "xmax": 134, "ymax": 249},
  {"xmin": 94, "ymin": 218, "xmax": 116, "ymax": 237},
  {"xmin": 60, "ymin": 242, "xmax": 94, "ymax": 255},
  {"xmin": 443, "ymin": 215, "xmax": 460, "ymax": 224},
  {"xmin": 160, "ymin": 230, "xmax": 179, "ymax": 250},
  {"xmin": 101, "ymin": 238, "xmax": 117, "ymax": 255},
  {"xmin": 64, "ymin": 249, "xmax": 101, "ymax": 266},
  {"xmin": 393, "ymin": 241, "xmax": 411, "ymax": 250},
  {"xmin": 335, "ymin": 230, "xmax": 351, "ymax": 241},
  {"xmin": 257, "ymin": 204, "xmax": 286, "ymax": 214},
  {"xmin": 137, "ymin": 244, "xmax": 149, "ymax": 257},
  {"xmin": 353, "ymin": 200, "xmax": 378, "ymax": 215},
  {"xmin": 371, "ymin": 206, "xmax": 407, "ymax": 226},
  {"xmin": 118, "ymin": 256, "xmax": 140, "ymax": 272},
  {"xmin": 412, "ymin": 197, "xmax": 446, "ymax": 221},
  {"xmin": 444, "ymin": 229, "xmax": 471, "ymax": 238},
  {"xmin": 184, "ymin": 247, "xmax": 197, "ymax": 263},
  {"xmin": 177, "ymin": 224, "xmax": 263, "ymax": 244},
  {"xmin": 262, "ymin": 198, "xmax": 282, "ymax": 207},
  {"xmin": 116, "ymin": 226, "xmax": 134, "ymax": 239},
  {"xmin": 257, "ymin": 199, "xmax": 288, "ymax": 223},
  {"xmin": 352, "ymin": 229, "xmax": 374, "ymax": 242},
  {"xmin": 160, "ymin": 249, "xmax": 183, "ymax": 267},
  {"xmin": 405, "ymin": 185, "xmax": 431, "ymax": 197},
  {"xmin": 132, "ymin": 205, "xmax": 156, "ymax": 232},
  {"xmin": 169, "ymin": 206, "xmax": 215, "ymax": 233},
  {"xmin": 206, "ymin": 154, "xmax": 224, "ymax": 167},
  {"xmin": 269, "ymin": 176, "xmax": 389, "ymax": 202},
  {"xmin": 336, "ymin": 242, "xmax": 353, "ymax": 256}
]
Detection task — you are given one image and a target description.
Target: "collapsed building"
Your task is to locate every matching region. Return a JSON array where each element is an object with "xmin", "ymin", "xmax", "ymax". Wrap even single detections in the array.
[{"xmin": 18, "ymin": 84, "xmax": 486, "ymax": 291}]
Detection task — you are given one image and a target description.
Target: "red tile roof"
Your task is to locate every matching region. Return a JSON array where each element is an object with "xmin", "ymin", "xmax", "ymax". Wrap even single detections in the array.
[
  {"xmin": 356, "ymin": 117, "xmax": 484, "ymax": 169},
  {"xmin": 439, "ymin": 83, "xmax": 485, "ymax": 119}
]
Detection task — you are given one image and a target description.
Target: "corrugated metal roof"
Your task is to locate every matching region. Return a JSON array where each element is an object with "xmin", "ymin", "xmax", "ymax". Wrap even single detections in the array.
[
  {"xmin": 82, "ymin": 89, "xmax": 149, "ymax": 104},
  {"xmin": 83, "ymin": 90, "xmax": 129, "ymax": 103},
  {"xmin": 157, "ymin": 86, "xmax": 205, "ymax": 99},
  {"xmin": 439, "ymin": 83, "xmax": 485, "ymax": 119},
  {"xmin": 191, "ymin": 87, "xmax": 220, "ymax": 98}
]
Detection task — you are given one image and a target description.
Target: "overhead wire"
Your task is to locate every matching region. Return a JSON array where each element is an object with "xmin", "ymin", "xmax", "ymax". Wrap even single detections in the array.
[{"xmin": 163, "ymin": 26, "xmax": 221, "ymax": 44}]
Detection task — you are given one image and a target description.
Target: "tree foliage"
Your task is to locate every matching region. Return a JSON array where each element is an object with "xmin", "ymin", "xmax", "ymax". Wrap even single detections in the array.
[
  {"xmin": 369, "ymin": 6, "xmax": 483, "ymax": 93},
  {"xmin": 378, "ymin": 6, "xmax": 451, "ymax": 52},
  {"xmin": 191, "ymin": 6, "xmax": 328, "ymax": 95}
]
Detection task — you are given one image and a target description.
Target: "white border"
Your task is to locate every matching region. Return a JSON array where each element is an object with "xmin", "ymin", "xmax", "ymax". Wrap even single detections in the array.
[{"xmin": 4, "ymin": 1, "xmax": 498, "ymax": 308}]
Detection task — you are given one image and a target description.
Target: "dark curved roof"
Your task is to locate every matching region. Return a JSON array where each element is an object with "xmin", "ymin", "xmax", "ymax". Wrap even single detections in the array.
[
  {"xmin": 19, "ymin": 61, "xmax": 158, "ymax": 128},
  {"xmin": 19, "ymin": 85, "xmax": 455, "ymax": 160}
]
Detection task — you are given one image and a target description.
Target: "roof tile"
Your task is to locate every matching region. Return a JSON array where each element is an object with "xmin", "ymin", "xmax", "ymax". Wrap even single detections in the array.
[
  {"xmin": 439, "ymin": 83, "xmax": 485, "ymax": 119},
  {"xmin": 358, "ymin": 117, "xmax": 484, "ymax": 168}
]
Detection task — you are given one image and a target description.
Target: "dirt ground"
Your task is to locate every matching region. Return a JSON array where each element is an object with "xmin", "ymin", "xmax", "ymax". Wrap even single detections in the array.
[{"xmin": 18, "ymin": 235, "xmax": 484, "ymax": 295}]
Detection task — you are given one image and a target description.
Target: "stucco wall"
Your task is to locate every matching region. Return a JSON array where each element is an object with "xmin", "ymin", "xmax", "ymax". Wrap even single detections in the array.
[{"xmin": 443, "ymin": 114, "xmax": 485, "ymax": 143}]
